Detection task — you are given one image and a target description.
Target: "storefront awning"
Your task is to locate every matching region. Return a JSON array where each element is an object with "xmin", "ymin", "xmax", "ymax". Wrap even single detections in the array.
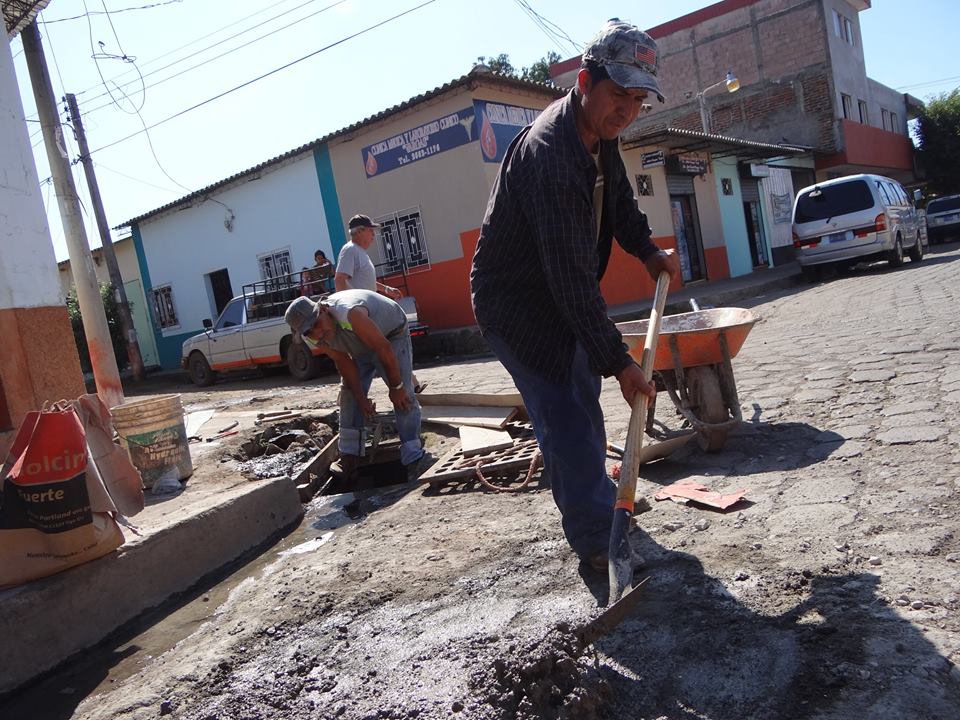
[{"xmin": 623, "ymin": 127, "xmax": 811, "ymax": 162}]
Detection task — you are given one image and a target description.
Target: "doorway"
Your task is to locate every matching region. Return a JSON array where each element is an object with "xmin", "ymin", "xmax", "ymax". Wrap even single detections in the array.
[
  {"xmin": 207, "ymin": 268, "xmax": 233, "ymax": 317},
  {"xmin": 669, "ymin": 194, "xmax": 706, "ymax": 282},
  {"xmin": 740, "ymin": 178, "xmax": 769, "ymax": 267}
]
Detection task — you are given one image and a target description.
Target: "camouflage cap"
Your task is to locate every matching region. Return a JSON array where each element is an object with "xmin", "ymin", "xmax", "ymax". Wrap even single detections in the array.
[
  {"xmin": 285, "ymin": 295, "xmax": 321, "ymax": 343},
  {"xmin": 582, "ymin": 19, "xmax": 665, "ymax": 102}
]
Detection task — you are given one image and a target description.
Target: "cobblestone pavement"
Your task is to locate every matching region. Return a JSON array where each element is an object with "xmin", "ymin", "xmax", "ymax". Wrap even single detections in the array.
[{"xmin": 43, "ymin": 245, "xmax": 960, "ymax": 720}]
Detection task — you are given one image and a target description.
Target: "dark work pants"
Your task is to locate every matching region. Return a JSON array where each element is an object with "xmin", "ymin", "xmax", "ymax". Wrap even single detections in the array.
[{"xmin": 483, "ymin": 331, "xmax": 614, "ymax": 558}]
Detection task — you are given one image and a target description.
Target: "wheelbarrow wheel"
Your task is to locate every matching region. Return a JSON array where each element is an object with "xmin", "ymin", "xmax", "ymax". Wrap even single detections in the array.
[{"xmin": 686, "ymin": 366, "xmax": 729, "ymax": 452}]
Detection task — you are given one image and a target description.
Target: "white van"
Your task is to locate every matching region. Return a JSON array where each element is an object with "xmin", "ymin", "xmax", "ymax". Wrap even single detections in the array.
[{"xmin": 792, "ymin": 174, "xmax": 925, "ymax": 281}]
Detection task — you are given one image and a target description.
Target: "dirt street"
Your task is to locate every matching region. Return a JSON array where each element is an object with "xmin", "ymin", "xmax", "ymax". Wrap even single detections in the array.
[{"xmin": 11, "ymin": 248, "xmax": 960, "ymax": 719}]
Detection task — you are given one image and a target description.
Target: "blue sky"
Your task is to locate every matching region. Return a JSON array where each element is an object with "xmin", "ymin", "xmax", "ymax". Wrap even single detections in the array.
[{"xmin": 10, "ymin": 0, "xmax": 959, "ymax": 261}]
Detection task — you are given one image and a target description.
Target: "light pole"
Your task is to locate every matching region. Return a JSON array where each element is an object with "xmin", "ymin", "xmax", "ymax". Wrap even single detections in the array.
[{"xmin": 697, "ymin": 71, "xmax": 741, "ymax": 134}]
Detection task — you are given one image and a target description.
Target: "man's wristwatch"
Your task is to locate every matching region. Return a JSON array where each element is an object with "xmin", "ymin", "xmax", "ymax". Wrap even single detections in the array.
[{"xmin": 390, "ymin": 382, "xmax": 404, "ymax": 390}]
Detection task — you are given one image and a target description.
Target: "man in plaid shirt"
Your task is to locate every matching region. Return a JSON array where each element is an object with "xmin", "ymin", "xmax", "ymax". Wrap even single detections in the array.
[{"xmin": 471, "ymin": 19, "xmax": 680, "ymax": 571}]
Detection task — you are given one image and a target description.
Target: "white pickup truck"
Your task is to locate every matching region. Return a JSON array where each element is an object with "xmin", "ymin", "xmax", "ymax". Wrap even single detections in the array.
[{"xmin": 181, "ymin": 283, "xmax": 427, "ymax": 387}]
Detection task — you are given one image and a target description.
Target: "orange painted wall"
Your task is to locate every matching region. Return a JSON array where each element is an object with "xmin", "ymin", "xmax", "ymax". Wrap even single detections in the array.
[
  {"xmin": 382, "ymin": 230, "xmax": 696, "ymax": 331},
  {"xmin": 600, "ymin": 235, "xmax": 682, "ymax": 304},
  {"xmin": 0, "ymin": 306, "xmax": 86, "ymax": 457},
  {"xmin": 704, "ymin": 246, "xmax": 731, "ymax": 281}
]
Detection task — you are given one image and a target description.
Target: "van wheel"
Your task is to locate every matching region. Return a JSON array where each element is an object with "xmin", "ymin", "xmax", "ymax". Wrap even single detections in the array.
[
  {"xmin": 287, "ymin": 342, "xmax": 320, "ymax": 381},
  {"xmin": 801, "ymin": 265, "xmax": 821, "ymax": 283},
  {"xmin": 887, "ymin": 236, "xmax": 904, "ymax": 267},
  {"xmin": 188, "ymin": 353, "xmax": 216, "ymax": 387},
  {"xmin": 907, "ymin": 232, "xmax": 924, "ymax": 262}
]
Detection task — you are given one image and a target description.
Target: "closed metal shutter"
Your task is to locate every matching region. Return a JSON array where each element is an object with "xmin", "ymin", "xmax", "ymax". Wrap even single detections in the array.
[
  {"xmin": 666, "ymin": 174, "xmax": 695, "ymax": 195},
  {"xmin": 741, "ymin": 178, "xmax": 760, "ymax": 204}
]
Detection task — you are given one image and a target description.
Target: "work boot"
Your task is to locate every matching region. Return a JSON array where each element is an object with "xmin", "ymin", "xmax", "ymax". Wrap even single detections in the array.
[
  {"xmin": 330, "ymin": 454, "xmax": 360, "ymax": 483},
  {"xmin": 406, "ymin": 450, "xmax": 437, "ymax": 483},
  {"xmin": 585, "ymin": 547, "xmax": 646, "ymax": 574}
]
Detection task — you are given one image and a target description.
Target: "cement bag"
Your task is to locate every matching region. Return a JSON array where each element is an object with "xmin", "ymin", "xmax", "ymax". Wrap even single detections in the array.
[{"xmin": 0, "ymin": 403, "xmax": 125, "ymax": 588}]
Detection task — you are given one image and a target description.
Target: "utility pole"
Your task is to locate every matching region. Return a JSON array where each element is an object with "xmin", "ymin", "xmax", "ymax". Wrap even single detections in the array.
[
  {"xmin": 21, "ymin": 21, "xmax": 125, "ymax": 409},
  {"xmin": 65, "ymin": 93, "xmax": 145, "ymax": 382}
]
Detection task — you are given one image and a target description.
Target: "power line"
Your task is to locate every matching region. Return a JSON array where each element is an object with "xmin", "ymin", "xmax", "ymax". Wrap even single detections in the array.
[
  {"xmin": 897, "ymin": 74, "xmax": 960, "ymax": 92},
  {"xmin": 40, "ymin": 0, "xmax": 184, "ymax": 24},
  {"xmin": 76, "ymin": 0, "xmax": 346, "ymax": 118},
  {"xmin": 85, "ymin": 0, "xmax": 440, "ymax": 158},
  {"xmin": 93, "ymin": 160, "xmax": 183, "ymax": 193},
  {"xmin": 73, "ymin": 0, "xmax": 313, "ymax": 98},
  {"xmin": 83, "ymin": 0, "xmax": 147, "ymax": 114}
]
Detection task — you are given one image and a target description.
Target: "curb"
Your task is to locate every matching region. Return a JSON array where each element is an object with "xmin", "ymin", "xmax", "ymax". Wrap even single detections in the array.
[{"xmin": 0, "ymin": 476, "xmax": 303, "ymax": 695}]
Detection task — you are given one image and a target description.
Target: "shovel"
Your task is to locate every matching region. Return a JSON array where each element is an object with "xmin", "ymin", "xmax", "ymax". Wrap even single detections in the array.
[{"xmin": 608, "ymin": 271, "xmax": 671, "ymax": 605}]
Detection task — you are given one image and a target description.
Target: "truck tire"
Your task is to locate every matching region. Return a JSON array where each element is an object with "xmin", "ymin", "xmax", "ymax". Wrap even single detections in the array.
[
  {"xmin": 188, "ymin": 352, "xmax": 216, "ymax": 387},
  {"xmin": 287, "ymin": 342, "xmax": 320, "ymax": 381}
]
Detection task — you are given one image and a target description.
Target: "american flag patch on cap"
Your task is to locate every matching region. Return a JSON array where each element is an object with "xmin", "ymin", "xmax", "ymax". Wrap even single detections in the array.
[{"xmin": 635, "ymin": 44, "xmax": 657, "ymax": 67}]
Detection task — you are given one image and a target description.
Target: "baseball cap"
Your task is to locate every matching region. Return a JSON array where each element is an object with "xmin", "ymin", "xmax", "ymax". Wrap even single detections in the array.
[
  {"xmin": 284, "ymin": 296, "xmax": 320, "ymax": 343},
  {"xmin": 582, "ymin": 19, "xmax": 665, "ymax": 102},
  {"xmin": 347, "ymin": 214, "xmax": 381, "ymax": 230}
]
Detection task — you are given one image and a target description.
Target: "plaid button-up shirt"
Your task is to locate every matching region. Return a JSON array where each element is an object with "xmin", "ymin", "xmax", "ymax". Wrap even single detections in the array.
[{"xmin": 471, "ymin": 89, "xmax": 661, "ymax": 383}]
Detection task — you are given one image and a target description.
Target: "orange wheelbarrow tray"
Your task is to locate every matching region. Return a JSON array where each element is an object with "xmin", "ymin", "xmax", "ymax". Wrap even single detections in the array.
[{"xmin": 616, "ymin": 308, "xmax": 757, "ymax": 452}]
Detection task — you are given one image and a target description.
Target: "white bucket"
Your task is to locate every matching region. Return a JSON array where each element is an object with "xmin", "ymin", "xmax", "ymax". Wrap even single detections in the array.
[{"xmin": 111, "ymin": 395, "xmax": 193, "ymax": 488}]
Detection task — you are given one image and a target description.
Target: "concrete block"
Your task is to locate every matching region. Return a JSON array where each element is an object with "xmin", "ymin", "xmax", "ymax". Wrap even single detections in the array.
[{"xmin": 0, "ymin": 476, "xmax": 303, "ymax": 694}]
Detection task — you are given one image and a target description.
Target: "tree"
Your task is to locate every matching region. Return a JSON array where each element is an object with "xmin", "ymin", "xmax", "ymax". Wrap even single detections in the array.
[
  {"xmin": 68, "ymin": 282, "xmax": 128, "ymax": 375},
  {"xmin": 916, "ymin": 89, "xmax": 960, "ymax": 195},
  {"xmin": 475, "ymin": 51, "xmax": 561, "ymax": 86}
]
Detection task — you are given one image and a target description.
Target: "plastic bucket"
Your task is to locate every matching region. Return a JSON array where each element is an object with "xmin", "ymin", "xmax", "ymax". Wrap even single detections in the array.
[{"xmin": 111, "ymin": 395, "xmax": 193, "ymax": 489}]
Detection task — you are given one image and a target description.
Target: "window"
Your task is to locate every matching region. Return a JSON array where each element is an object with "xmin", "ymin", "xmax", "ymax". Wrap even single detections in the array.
[
  {"xmin": 876, "ymin": 181, "xmax": 893, "ymax": 206},
  {"xmin": 215, "ymin": 298, "xmax": 245, "ymax": 330},
  {"xmin": 375, "ymin": 207, "xmax": 431, "ymax": 273},
  {"xmin": 833, "ymin": 10, "xmax": 855, "ymax": 45},
  {"xmin": 891, "ymin": 112, "xmax": 899, "ymax": 133},
  {"xmin": 858, "ymin": 100, "xmax": 869, "ymax": 124},
  {"xmin": 795, "ymin": 180, "xmax": 873, "ymax": 223},
  {"xmin": 881, "ymin": 108, "xmax": 890, "ymax": 130},
  {"xmin": 841, "ymin": 93, "xmax": 853, "ymax": 120},
  {"xmin": 258, "ymin": 248, "xmax": 292, "ymax": 283},
  {"xmin": 151, "ymin": 284, "xmax": 179, "ymax": 329}
]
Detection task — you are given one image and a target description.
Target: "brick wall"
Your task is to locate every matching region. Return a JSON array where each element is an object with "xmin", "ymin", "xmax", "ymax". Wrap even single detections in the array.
[{"xmin": 635, "ymin": 0, "xmax": 839, "ymax": 153}]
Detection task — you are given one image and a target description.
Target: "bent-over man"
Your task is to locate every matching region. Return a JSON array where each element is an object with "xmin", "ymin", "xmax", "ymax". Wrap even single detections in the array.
[{"xmin": 285, "ymin": 290, "xmax": 428, "ymax": 479}]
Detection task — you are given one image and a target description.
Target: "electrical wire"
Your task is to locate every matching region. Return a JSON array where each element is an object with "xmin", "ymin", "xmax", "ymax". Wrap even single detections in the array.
[
  {"xmin": 76, "ymin": 0, "xmax": 346, "ymax": 119},
  {"xmin": 510, "ymin": 0, "xmax": 579, "ymax": 56},
  {"xmin": 93, "ymin": 161, "xmax": 182, "ymax": 193},
  {"xmin": 40, "ymin": 0, "xmax": 184, "ymax": 24},
  {"xmin": 72, "ymin": 0, "xmax": 313, "ymax": 98},
  {"xmin": 83, "ymin": 0, "xmax": 147, "ymax": 114},
  {"xmin": 84, "ymin": 0, "xmax": 439, "ymax": 158}
]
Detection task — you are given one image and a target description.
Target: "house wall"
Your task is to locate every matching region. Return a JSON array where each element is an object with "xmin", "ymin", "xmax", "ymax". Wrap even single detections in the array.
[
  {"xmin": 57, "ymin": 239, "xmax": 160, "ymax": 368},
  {"xmin": 134, "ymin": 155, "xmax": 333, "ymax": 368},
  {"xmin": 0, "ymin": 34, "xmax": 85, "ymax": 455},
  {"xmin": 328, "ymin": 83, "xmax": 557, "ymax": 330},
  {"xmin": 712, "ymin": 157, "xmax": 753, "ymax": 277},
  {"xmin": 637, "ymin": 0, "xmax": 838, "ymax": 152}
]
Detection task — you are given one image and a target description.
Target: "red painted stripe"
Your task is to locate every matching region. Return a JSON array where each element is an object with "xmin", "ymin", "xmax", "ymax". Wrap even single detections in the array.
[
  {"xmin": 252, "ymin": 355, "xmax": 282, "ymax": 365},
  {"xmin": 648, "ymin": 0, "xmax": 756, "ymax": 39},
  {"xmin": 211, "ymin": 359, "xmax": 253, "ymax": 371}
]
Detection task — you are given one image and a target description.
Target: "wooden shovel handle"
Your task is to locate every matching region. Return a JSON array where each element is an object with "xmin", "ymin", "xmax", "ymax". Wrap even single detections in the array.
[{"xmin": 614, "ymin": 272, "xmax": 671, "ymax": 510}]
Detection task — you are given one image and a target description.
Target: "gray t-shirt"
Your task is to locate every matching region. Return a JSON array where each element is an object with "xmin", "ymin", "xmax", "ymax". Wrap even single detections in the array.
[
  {"xmin": 321, "ymin": 289, "xmax": 407, "ymax": 359},
  {"xmin": 336, "ymin": 242, "xmax": 377, "ymax": 292}
]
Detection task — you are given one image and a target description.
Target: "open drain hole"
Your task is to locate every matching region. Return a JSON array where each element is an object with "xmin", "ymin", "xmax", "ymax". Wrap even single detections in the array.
[{"xmin": 322, "ymin": 458, "xmax": 407, "ymax": 495}]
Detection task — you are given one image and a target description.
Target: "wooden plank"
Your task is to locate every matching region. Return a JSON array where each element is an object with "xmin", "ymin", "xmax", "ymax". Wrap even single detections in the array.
[
  {"xmin": 420, "ymin": 405, "xmax": 516, "ymax": 429},
  {"xmin": 291, "ymin": 433, "xmax": 339, "ymax": 488},
  {"xmin": 417, "ymin": 392, "xmax": 523, "ymax": 409},
  {"xmin": 459, "ymin": 426, "xmax": 513, "ymax": 456}
]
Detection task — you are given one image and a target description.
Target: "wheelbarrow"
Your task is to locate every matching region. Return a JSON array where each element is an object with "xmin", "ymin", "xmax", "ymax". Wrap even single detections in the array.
[{"xmin": 616, "ymin": 306, "xmax": 756, "ymax": 452}]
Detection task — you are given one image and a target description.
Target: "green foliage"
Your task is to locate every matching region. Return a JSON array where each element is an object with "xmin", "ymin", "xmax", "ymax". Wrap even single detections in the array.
[
  {"xmin": 476, "ymin": 51, "xmax": 561, "ymax": 86},
  {"xmin": 916, "ymin": 89, "xmax": 960, "ymax": 195},
  {"xmin": 67, "ymin": 283, "xmax": 128, "ymax": 374}
]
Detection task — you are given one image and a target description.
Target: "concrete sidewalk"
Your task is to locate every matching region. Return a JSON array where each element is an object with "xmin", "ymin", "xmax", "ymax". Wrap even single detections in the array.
[{"xmin": 0, "ymin": 413, "xmax": 304, "ymax": 695}]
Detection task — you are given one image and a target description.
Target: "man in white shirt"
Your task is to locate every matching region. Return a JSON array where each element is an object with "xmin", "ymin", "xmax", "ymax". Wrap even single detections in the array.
[{"xmin": 335, "ymin": 214, "xmax": 402, "ymax": 300}]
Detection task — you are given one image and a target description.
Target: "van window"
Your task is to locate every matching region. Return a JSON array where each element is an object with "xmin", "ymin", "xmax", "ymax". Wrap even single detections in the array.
[
  {"xmin": 875, "ymin": 182, "xmax": 893, "ymax": 205},
  {"xmin": 885, "ymin": 182, "xmax": 903, "ymax": 205},
  {"xmin": 928, "ymin": 196, "xmax": 960, "ymax": 214},
  {"xmin": 795, "ymin": 180, "xmax": 874, "ymax": 223}
]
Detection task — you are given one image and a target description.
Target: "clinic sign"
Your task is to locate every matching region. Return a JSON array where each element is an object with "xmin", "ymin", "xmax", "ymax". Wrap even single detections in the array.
[
  {"xmin": 362, "ymin": 107, "xmax": 478, "ymax": 177},
  {"xmin": 473, "ymin": 100, "xmax": 542, "ymax": 164}
]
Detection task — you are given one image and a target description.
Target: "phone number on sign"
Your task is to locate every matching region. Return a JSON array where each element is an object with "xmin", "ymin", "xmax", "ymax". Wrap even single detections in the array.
[{"xmin": 398, "ymin": 143, "xmax": 442, "ymax": 165}]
